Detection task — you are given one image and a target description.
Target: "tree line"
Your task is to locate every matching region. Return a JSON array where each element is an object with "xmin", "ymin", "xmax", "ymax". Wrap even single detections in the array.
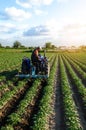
[{"xmin": 0, "ymin": 41, "xmax": 57, "ymax": 49}]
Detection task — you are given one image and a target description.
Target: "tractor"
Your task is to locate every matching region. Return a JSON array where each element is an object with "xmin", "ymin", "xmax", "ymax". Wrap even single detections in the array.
[{"xmin": 16, "ymin": 51, "xmax": 50, "ymax": 79}]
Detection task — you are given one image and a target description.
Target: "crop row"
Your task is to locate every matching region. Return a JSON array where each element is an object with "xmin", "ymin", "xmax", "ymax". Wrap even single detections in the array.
[
  {"xmin": 59, "ymin": 56, "xmax": 81, "ymax": 129},
  {"xmin": 63, "ymin": 55, "xmax": 86, "ymax": 83},
  {"xmin": 31, "ymin": 56, "xmax": 58, "ymax": 130},
  {"xmin": 0, "ymin": 52, "xmax": 53, "ymax": 72},
  {"xmin": 64, "ymin": 54, "xmax": 86, "ymax": 72},
  {"xmin": 0, "ymin": 53, "xmax": 54, "ymax": 83},
  {"xmin": 0, "ymin": 54, "xmax": 54, "ymax": 93},
  {"xmin": 62, "ymin": 56, "xmax": 86, "ymax": 114},
  {"xmin": 0, "ymin": 55, "xmax": 57, "ymax": 129},
  {"xmin": 0, "ymin": 54, "xmax": 54, "ymax": 104},
  {"xmin": 0, "ymin": 54, "xmax": 55, "ymax": 110},
  {"xmin": 1, "ymin": 80, "xmax": 42, "ymax": 129},
  {"xmin": 65, "ymin": 52, "xmax": 86, "ymax": 65},
  {"xmin": 0, "ymin": 80, "xmax": 27, "ymax": 110}
]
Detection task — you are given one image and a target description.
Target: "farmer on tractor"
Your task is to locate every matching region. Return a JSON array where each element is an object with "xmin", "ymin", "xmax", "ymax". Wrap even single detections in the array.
[
  {"xmin": 31, "ymin": 46, "xmax": 41, "ymax": 74},
  {"xmin": 16, "ymin": 46, "xmax": 49, "ymax": 78}
]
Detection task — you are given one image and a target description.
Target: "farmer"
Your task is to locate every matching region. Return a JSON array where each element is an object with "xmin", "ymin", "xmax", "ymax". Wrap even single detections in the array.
[{"xmin": 31, "ymin": 47, "xmax": 41, "ymax": 74}]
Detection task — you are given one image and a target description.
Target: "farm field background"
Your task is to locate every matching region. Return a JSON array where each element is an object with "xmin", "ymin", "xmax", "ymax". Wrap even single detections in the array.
[{"xmin": 0, "ymin": 49, "xmax": 86, "ymax": 130}]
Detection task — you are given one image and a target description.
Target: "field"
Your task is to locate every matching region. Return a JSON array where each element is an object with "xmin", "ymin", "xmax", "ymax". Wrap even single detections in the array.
[{"xmin": 0, "ymin": 49, "xmax": 86, "ymax": 130}]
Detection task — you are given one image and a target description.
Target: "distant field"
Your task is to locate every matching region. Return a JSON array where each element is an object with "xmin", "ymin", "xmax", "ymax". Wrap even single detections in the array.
[{"xmin": 0, "ymin": 49, "xmax": 86, "ymax": 130}]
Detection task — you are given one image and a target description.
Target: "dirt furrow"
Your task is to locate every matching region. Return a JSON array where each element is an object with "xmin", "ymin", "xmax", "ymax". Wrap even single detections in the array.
[
  {"xmin": 0, "ymin": 80, "xmax": 33, "ymax": 127},
  {"xmin": 54, "ymin": 60, "xmax": 65, "ymax": 130},
  {"xmin": 63, "ymin": 57, "xmax": 86, "ymax": 130},
  {"xmin": 64, "ymin": 55, "xmax": 86, "ymax": 86},
  {"xmin": 14, "ymin": 80, "xmax": 47, "ymax": 130},
  {"xmin": 49, "ymin": 56, "xmax": 65, "ymax": 130}
]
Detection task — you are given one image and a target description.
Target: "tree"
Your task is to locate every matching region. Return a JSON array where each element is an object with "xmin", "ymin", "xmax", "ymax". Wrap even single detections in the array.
[
  {"xmin": 13, "ymin": 41, "xmax": 22, "ymax": 48},
  {"xmin": 20, "ymin": 45, "xmax": 26, "ymax": 49},
  {"xmin": 52, "ymin": 44, "xmax": 57, "ymax": 49},
  {"xmin": 5, "ymin": 46, "xmax": 11, "ymax": 49},
  {"xmin": 45, "ymin": 42, "xmax": 57, "ymax": 49},
  {"xmin": 45, "ymin": 42, "xmax": 52, "ymax": 48},
  {"xmin": 0, "ymin": 43, "xmax": 2, "ymax": 48}
]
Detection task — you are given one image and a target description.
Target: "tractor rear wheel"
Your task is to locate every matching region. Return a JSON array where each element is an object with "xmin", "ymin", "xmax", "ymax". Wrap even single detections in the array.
[{"xmin": 45, "ymin": 62, "xmax": 50, "ymax": 76}]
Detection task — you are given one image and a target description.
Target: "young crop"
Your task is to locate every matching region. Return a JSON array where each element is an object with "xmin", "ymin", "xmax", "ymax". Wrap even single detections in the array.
[
  {"xmin": 0, "ymin": 80, "xmax": 26, "ymax": 109},
  {"xmin": 64, "ymin": 54, "xmax": 86, "ymax": 72},
  {"xmin": 59, "ymin": 56, "xmax": 82, "ymax": 130},
  {"xmin": 64, "ymin": 55, "xmax": 86, "ymax": 81},
  {"xmin": 1, "ymin": 50, "xmax": 86, "ymax": 130},
  {"xmin": 62, "ymin": 56, "xmax": 86, "ymax": 110},
  {"xmin": 31, "ymin": 56, "xmax": 58, "ymax": 130},
  {"xmin": 66, "ymin": 52, "xmax": 86, "ymax": 65},
  {"xmin": 1, "ymin": 125, "xmax": 14, "ymax": 130},
  {"xmin": 1, "ymin": 55, "xmax": 56, "ymax": 129}
]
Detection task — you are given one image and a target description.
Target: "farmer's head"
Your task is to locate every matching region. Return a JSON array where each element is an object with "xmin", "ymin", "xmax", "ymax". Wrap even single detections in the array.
[{"xmin": 37, "ymin": 46, "xmax": 41, "ymax": 51}]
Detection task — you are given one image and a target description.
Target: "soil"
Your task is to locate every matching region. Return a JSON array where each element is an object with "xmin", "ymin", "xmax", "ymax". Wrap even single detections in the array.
[
  {"xmin": 0, "ymin": 80, "xmax": 47, "ymax": 130},
  {"xmin": 1, "ymin": 55, "xmax": 86, "ymax": 130},
  {"xmin": 49, "ymin": 57, "xmax": 65, "ymax": 130},
  {"xmin": 63, "ymin": 56, "xmax": 86, "ymax": 130},
  {"xmin": 14, "ymin": 81, "xmax": 46, "ymax": 130},
  {"xmin": 64, "ymin": 55, "xmax": 86, "ymax": 86},
  {"xmin": 0, "ymin": 80, "xmax": 33, "ymax": 126}
]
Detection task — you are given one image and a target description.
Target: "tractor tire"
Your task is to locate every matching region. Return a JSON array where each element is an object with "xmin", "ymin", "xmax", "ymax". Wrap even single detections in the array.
[
  {"xmin": 21, "ymin": 62, "xmax": 27, "ymax": 74},
  {"xmin": 45, "ymin": 62, "xmax": 50, "ymax": 76}
]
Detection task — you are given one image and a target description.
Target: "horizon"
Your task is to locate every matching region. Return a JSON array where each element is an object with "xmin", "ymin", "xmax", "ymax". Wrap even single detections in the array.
[{"xmin": 0, "ymin": 0, "xmax": 86, "ymax": 47}]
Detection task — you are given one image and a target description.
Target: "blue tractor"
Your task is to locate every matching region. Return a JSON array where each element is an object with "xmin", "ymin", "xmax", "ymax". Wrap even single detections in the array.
[{"xmin": 16, "ymin": 53, "xmax": 50, "ymax": 79}]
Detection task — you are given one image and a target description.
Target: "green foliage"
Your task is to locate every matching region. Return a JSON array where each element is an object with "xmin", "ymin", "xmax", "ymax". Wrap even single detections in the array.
[
  {"xmin": 59, "ymin": 56, "xmax": 82, "ymax": 129},
  {"xmin": 45, "ymin": 42, "xmax": 57, "ymax": 49},
  {"xmin": 0, "ymin": 43, "xmax": 2, "ymax": 48},
  {"xmin": 45, "ymin": 42, "xmax": 52, "ymax": 48},
  {"xmin": 1, "ymin": 125, "xmax": 14, "ymax": 130},
  {"xmin": 31, "ymin": 56, "xmax": 58, "ymax": 130},
  {"xmin": 1, "ymin": 50, "xmax": 86, "ymax": 130},
  {"xmin": 13, "ymin": 41, "xmax": 22, "ymax": 48},
  {"xmin": 62, "ymin": 55, "xmax": 86, "ymax": 112}
]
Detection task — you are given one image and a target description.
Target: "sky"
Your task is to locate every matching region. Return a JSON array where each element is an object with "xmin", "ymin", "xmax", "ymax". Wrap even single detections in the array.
[{"xmin": 0, "ymin": 0, "xmax": 86, "ymax": 47}]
